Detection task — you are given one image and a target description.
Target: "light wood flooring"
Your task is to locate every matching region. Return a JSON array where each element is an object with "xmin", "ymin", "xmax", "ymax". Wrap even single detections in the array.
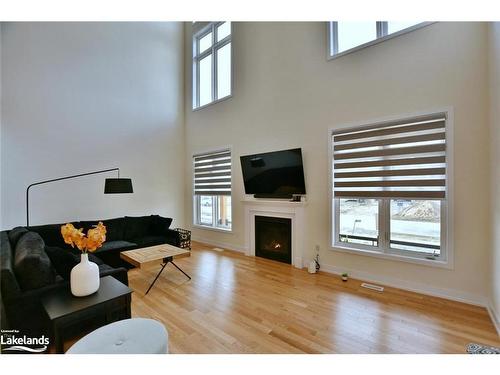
[{"xmin": 128, "ymin": 241, "xmax": 500, "ymax": 353}]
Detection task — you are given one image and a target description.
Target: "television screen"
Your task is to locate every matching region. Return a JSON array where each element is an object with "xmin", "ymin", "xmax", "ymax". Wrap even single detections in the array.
[{"xmin": 240, "ymin": 148, "xmax": 306, "ymax": 197}]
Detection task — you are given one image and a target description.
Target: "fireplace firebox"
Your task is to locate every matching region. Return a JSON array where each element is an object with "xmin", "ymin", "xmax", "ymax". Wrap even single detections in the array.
[{"xmin": 255, "ymin": 215, "xmax": 292, "ymax": 264}]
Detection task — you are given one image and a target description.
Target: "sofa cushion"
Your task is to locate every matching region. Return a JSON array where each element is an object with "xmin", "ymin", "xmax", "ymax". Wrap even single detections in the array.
[
  {"xmin": 123, "ymin": 216, "xmax": 152, "ymax": 240},
  {"xmin": 131, "ymin": 236, "xmax": 169, "ymax": 248},
  {"xmin": 8, "ymin": 227, "xmax": 29, "ymax": 247},
  {"xmin": 1, "ymin": 231, "xmax": 21, "ymax": 299},
  {"xmin": 150, "ymin": 216, "xmax": 173, "ymax": 236},
  {"xmin": 14, "ymin": 232, "xmax": 56, "ymax": 291},
  {"xmin": 95, "ymin": 240, "xmax": 137, "ymax": 253},
  {"xmin": 45, "ymin": 246, "xmax": 79, "ymax": 280},
  {"xmin": 28, "ymin": 223, "xmax": 67, "ymax": 248},
  {"xmin": 102, "ymin": 217, "xmax": 126, "ymax": 241}
]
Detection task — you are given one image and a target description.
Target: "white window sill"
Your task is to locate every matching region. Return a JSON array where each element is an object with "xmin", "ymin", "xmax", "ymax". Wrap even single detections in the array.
[
  {"xmin": 192, "ymin": 224, "xmax": 233, "ymax": 234},
  {"xmin": 331, "ymin": 243, "xmax": 452, "ymax": 270},
  {"xmin": 192, "ymin": 94, "xmax": 232, "ymax": 112}
]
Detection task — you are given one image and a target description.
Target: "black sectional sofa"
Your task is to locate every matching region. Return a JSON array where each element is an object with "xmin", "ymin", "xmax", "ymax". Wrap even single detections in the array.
[{"xmin": 0, "ymin": 215, "xmax": 181, "ymax": 337}]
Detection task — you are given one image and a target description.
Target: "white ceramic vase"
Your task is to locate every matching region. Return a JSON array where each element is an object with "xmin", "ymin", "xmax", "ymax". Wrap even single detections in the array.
[{"xmin": 70, "ymin": 253, "xmax": 100, "ymax": 297}]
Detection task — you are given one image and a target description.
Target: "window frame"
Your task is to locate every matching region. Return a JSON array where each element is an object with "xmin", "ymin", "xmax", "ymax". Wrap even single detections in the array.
[
  {"xmin": 329, "ymin": 108, "xmax": 454, "ymax": 269},
  {"xmin": 192, "ymin": 22, "xmax": 233, "ymax": 110},
  {"xmin": 327, "ymin": 21, "xmax": 434, "ymax": 60},
  {"xmin": 192, "ymin": 146, "xmax": 233, "ymax": 233},
  {"xmin": 193, "ymin": 195, "xmax": 232, "ymax": 232}
]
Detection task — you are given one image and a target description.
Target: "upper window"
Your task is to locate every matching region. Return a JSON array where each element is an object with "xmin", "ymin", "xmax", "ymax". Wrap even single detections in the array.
[
  {"xmin": 192, "ymin": 22, "xmax": 232, "ymax": 109},
  {"xmin": 331, "ymin": 112, "xmax": 449, "ymax": 265},
  {"xmin": 328, "ymin": 21, "xmax": 428, "ymax": 58},
  {"xmin": 193, "ymin": 149, "xmax": 232, "ymax": 231}
]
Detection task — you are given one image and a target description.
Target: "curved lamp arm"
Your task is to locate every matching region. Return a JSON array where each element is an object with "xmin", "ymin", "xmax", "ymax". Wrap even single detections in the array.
[{"xmin": 26, "ymin": 168, "xmax": 120, "ymax": 227}]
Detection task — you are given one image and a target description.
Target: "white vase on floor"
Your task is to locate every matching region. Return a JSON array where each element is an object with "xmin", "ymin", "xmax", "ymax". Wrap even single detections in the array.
[{"xmin": 70, "ymin": 253, "xmax": 100, "ymax": 297}]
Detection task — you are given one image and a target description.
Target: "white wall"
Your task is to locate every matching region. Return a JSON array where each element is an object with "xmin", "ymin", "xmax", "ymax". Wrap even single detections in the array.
[
  {"xmin": 1, "ymin": 22, "xmax": 185, "ymax": 229},
  {"xmin": 184, "ymin": 22, "xmax": 492, "ymax": 304},
  {"xmin": 489, "ymin": 22, "xmax": 500, "ymax": 331}
]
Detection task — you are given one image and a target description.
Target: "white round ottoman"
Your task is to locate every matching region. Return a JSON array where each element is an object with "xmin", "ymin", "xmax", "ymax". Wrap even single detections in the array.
[{"xmin": 67, "ymin": 318, "xmax": 168, "ymax": 354}]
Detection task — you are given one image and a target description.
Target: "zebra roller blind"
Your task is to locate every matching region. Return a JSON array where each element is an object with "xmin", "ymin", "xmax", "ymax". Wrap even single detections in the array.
[
  {"xmin": 194, "ymin": 149, "xmax": 231, "ymax": 196},
  {"xmin": 332, "ymin": 113, "xmax": 447, "ymax": 199}
]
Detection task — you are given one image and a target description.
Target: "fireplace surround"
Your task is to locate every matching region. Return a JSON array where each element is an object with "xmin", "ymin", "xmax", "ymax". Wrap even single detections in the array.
[{"xmin": 243, "ymin": 199, "xmax": 306, "ymax": 268}]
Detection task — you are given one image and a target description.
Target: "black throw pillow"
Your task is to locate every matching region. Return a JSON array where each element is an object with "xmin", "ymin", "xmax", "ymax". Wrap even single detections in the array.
[
  {"xmin": 124, "ymin": 216, "xmax": 153, "ymax": 240},
  {"xmin": 14, "ymin": 232, "xmax": 56, "ymax": 290},
  {"xmin": 150, "ymin": 215, "xmax": 173, "ymax": 235},
  {"xmin": 102, "ymin": 217, "xmax": 126, "ymax": 241},
  {"xmin": 45, "ymin": 246, "xmax": 79, "ymax": 280}
]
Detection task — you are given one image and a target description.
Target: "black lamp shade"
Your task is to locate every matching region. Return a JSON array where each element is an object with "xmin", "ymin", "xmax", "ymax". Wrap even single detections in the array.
[{"xmin": 104, "ymin": 178, "xmax": 133, "ymax": 194}]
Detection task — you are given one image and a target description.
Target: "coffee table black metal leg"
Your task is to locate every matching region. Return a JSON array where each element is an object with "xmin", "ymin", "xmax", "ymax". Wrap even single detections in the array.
[
  {"xmin": 170, "ymin": 261, "xmax": 191, "ymax": 280},
  {"xmin": 145, "ymin": 258, "xmax": 191, "ymax": 295},
  {"xmin": 145, "ymin": 262, "xmax": 167, "ymax": 295}
]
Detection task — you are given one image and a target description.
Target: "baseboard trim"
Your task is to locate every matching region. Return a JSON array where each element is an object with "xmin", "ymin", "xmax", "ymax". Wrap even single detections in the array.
[
  {"xmin": 191, "ymin": 236, "xmax": 247, "ymax": 254},
  {"xmin": 305, "ymin": 258, "xmax": 488, "ymax": 307},
  {"xmin": 487, "ymin": 304, "xmax": 500, "ymax": 336}
]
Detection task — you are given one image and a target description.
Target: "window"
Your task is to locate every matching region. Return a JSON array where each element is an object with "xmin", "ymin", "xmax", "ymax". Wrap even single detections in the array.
[
  {"xmin": 193, "ymin": 149, "xmax": 232, "ymax": 230},
  {"xmin": 192, "ymin": 22, "xmax": 232, "ymax": 109},
  {"xmin": 339, "ymin": 198, "xmax": 379, "ymax": 247},
  {"xmin": 328, "ymin": 21, "xmax": 428, "ymax": 58},
  {"xmin": 331, "ymin": 112, "xmax": 449, "ymax": 264}
]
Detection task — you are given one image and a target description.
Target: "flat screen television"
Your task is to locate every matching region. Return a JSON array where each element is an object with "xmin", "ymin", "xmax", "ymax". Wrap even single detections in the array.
[{"xmin": 240, "ymin": 148, "xmax": 306, "ymax": 198}]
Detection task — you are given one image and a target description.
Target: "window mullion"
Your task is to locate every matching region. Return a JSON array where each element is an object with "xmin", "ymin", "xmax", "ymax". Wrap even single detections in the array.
[
  {"xmin": 378, "ymin": 198, "xmax": 389, "ymax": 251},
  {"xmin": 193, "ymin": 34, "xmax": 198, "ymax": 108},
  {"xmin": 212, "ymin": 25, "xmax": 217, "ymax": 102},
  {"xmin": 195, "ymin": 58, "xmax": 200, "ymax": 108},
  {"xmin": 195, "ymin": 195, "xmax": 200, "ymax": 225},
  {"xmin": 213, "ymin": 196, "xmax": 218, "ymax": 228},
  {"xmin": 334, "ymin": 198, "xmax": 340, "ymax": 244},
  {"xmin": 377, "ymin": 199, "xmax": 384, "ymax": 250},
  {"xmin": 213, "ymin": 47, "xmax": 218, "ymax": 101}
]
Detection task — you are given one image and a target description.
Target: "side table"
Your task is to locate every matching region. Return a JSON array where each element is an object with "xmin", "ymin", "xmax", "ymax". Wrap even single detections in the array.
[{"xmin": 41, "ymin": 276, "xmax": 132, "ymax": 353}]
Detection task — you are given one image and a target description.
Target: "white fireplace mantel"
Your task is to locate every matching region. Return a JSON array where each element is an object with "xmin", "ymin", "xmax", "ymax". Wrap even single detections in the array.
[{"xmin": 242, "ymin": 198, "xmax": 307, "ymax": 269}]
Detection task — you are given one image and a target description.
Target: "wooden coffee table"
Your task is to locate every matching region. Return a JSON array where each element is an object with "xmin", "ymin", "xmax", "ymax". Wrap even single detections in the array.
[{"xmin": 120, "ymin": 244, "xmax": 191, "ymax": 294}]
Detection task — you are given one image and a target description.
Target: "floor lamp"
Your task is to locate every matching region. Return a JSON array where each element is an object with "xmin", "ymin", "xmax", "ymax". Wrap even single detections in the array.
[{"xmin": 26, "ymin": 167, "xmax": 133, "ymax": 227}]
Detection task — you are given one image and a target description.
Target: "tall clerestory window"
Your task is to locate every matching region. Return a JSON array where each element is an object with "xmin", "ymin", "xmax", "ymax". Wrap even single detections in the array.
[
  {"xmin": 192, "ymin": 22, "xmax": 232, "ymax": 109},
  {"xmin": 327, "ymin": 21, "xmax": 429, "ymax": 58}
]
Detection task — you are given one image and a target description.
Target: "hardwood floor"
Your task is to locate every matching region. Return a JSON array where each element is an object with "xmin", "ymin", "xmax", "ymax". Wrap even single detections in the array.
[{"xmin": 128, "ymin": 241, "xmax": 500, "ymax": 353}]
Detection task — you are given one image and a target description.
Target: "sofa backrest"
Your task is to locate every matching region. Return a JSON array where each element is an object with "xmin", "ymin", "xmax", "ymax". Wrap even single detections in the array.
[
  {"xmin": 21, "ymin": 215, "xmax": 172, "ymax": 247},
  {"xmin": 0, "ymin": 231, "xmax": 21, "ymax": 299}
]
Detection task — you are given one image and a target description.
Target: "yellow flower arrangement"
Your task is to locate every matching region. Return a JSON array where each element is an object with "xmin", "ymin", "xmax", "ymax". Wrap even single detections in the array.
[{"xmin": 61, "ymin": 222, "xmax": 107, "ymax": 253}]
